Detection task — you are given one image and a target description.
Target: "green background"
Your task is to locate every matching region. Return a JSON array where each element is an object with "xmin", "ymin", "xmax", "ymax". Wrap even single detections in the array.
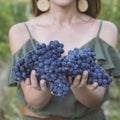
[{"xmin": 0, "ymin": 0, "xmax": 120, "ymax": 120}]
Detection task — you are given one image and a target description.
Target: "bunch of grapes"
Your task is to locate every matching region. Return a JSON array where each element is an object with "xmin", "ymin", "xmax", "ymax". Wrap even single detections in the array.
[
  {"xmin": 13, "ymin": 40, "xmax": 70, "ymax": 96},
  {"xmin": 61, "ymin": 48, "xmax": 112, "ymax": 87},
  {"xmin": 13, "ymin": 40, "xmax": 112, "ymax": 97}
]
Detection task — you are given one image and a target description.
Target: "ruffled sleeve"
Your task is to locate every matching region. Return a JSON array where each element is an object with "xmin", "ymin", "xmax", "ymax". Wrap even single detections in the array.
[
  {"xmin": 7, "ymin": 51, "xmax": 23, "ymax": 86},
  {"xmin": 82, "ymin": 37, "xmax": 120, "ymax": 79},
  {"xmin": 7, "ymin": 39, "xmax": 37, "ymax": 87},
  {"xmin": 80, "ymin": 38, "xmax": 120, "ymax": 111},
  {"xmin": 94, "ymin": 38, "xmax": 120, "ymax": 78}
]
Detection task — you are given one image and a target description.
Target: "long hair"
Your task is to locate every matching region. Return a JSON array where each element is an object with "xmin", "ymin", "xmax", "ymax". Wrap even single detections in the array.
[{"xmin": 31, "ymin": 0, "xmax": 101, "ymax": 18}]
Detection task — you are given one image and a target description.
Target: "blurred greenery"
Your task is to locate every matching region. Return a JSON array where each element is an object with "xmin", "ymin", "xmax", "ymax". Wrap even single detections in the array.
[
  {"xmin": 0, "ymin": 0, "xmax": 28, "ymax": 60},
  {"xmin": 100, "ymin": 0, "xmax": 120, "ymax": 51},
  {"xmin": 0, "ymin": 0, "xmax": 120, "ymax": 120},
  {"xmin": 0, "ymin": 87, "xmax": 22, "ymax": 120},
  {"xmin": 0, "ymin": 0, "xmax": 120, "ymax": 61}
]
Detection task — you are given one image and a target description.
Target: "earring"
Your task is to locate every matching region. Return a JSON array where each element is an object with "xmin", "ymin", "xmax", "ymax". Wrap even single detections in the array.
[
  {"xmin": 37, "ymin": 0, "xmax": 50, "ymax": 12},
  {"xmin": 78, "ymin": 0, "xmax": 88, "ymax": 12}
]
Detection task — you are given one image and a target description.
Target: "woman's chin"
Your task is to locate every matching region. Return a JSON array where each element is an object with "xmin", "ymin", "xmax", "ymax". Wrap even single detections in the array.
[{"xmin": 51, "ymin": 0, "xmax": 75, "ymax": 7}]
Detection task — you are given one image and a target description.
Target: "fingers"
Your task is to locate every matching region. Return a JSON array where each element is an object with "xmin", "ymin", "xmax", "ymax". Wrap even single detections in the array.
[
  {"xmin": 25, "ymin": 78, "xmax": 31, "ymax": 85},
  {"xmin": 72, "ymin": 75, "xmax": 81, "ymax": 87},
  {"xmin": 71, "ymin": 70, "xmax": 88, "ymax": 89},
  {"xmin": 30, "ymin": 70, "xmax": 40, "ymax": 90},
  {"xmin": 24, "ymin": 70, "xmax": 49, "ymax": 92},
  {"xmin": 86, "ymin": 82, "xmax": 99, "ymax": 90},
  {"xmin": 91, "ymin": 82, "xmax": 99, "ymax": 90},
  {"xmin": 68, "ymin": 76, "xmax": 73, "ymax": 84},
  {"xmin": 78, "ymin": 71, "xmax": 88, "ymax": 88},
  {"xmin": 70, "ymin": 70, "xmax": 100, "ymax": 91},
  {"xmin": 51, "ymin": 91, "xmax": 55, "ymax": 95},
  {"xmin": 40, "ymin": 80, "xmax": 48, "ymax": 91}
]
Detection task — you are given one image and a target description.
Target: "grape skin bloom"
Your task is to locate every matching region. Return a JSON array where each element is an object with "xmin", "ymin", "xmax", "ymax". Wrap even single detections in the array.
[{"xmin": 13, "ymin": 40, "xmax": 112, "ymax": 96}]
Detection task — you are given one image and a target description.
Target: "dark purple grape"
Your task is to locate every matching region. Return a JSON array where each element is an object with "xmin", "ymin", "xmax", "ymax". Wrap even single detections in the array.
[
  {"xmin": 13, "ymin": 41, "xmax": 112, "ymax": 97},
  {"xmin": 61, "ymin": 48, "xmax": 112, "ymax": 87},
  {"xmin": 13, "ymin": 40, "xmax": 69, "ymax": 96}
]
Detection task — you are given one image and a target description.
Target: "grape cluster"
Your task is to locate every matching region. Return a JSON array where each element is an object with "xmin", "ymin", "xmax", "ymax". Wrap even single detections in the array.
[
  {"xmin": 13, "ymin": 40, "xmax": 70, "ymax": 96},
  {"xmin": 61, "ymin": 48, "xmax": 112, "ymax": 87},
  {"xmin": 13, "ymin": 40, "xmax": 112, "ymax": 97}
]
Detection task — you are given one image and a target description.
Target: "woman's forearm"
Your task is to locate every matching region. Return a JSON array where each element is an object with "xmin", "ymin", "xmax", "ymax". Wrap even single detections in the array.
[
  {"xmin": 71, "ymin": 86, "xmax": 106, "ymax": 108},
  {"xmin": 20, "ymin": 81, "xmax": 52, "ymax": 110},
  {"xmin": 26, "ymin": 88, "xmax": 52, "ymax": 110}
]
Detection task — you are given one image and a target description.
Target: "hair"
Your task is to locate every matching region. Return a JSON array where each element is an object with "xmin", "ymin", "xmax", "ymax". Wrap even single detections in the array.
[{"xmin": 31, "ymin": 0, "xmax": 101, "ymax": 18}]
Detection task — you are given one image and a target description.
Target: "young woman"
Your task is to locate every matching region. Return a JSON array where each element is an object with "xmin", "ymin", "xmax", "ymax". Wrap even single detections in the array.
[{"xmin": 7, "ymin": 0, "xmax": 120, "ymax": 120}]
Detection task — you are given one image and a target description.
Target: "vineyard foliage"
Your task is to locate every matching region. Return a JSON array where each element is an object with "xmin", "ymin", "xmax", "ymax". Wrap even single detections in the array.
[{"xmin": 0, "ymin": 0, "xmax": 120, "ymax": 60}]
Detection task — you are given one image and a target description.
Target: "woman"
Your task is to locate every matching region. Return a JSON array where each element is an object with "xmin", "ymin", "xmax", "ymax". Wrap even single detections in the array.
[{"xmin": 7, "ymin": 0, "xmax": 120, "ymax": 120}]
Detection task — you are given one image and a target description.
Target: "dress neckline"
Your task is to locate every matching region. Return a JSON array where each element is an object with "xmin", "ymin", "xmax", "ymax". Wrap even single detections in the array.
[
  {"xmin": 12, "ymin": 36, "xmax": 116, "ymax": 57},
  {"xmin": 31, "ymin": 37, "xmax": 96, "ymax": 49},
  {"xmin": 31, "ymin": 36, "xmax": 115, "ymax": 49}
]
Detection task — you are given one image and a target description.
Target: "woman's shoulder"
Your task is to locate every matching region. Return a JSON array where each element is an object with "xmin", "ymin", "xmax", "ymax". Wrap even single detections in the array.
[
  {"xmin": 98, "ymin": 19, "xmax": 118, "ymax": 49},
  {"xmin": 101, "ymin": 20, "xmax": 118, "ymax": 35},
  {"xmin": 9, "ymin": 21, "xmax": 31, "ymax": 39},
  {"xmin": 9, "ymin": 22, "xmax": 28, "ymax": 35},
  {"xmin": 9, "ymin": 22, "xmax": 31, "ymax": 55}
]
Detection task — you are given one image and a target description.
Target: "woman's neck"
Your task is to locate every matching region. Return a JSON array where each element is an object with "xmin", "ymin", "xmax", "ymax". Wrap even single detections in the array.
[{"xmin": 47, "ymin": 1, "xmax": 80, "ymax": 26}]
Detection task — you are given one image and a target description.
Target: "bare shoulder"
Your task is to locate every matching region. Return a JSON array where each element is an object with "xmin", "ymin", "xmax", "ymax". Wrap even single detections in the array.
[
  {"xmin": 99, "ymin": 20, "xmax": 118, "ymax": 49},
  {"xmin": 9, "ymin": 22, "xmax": 30, "ymax": 55}
]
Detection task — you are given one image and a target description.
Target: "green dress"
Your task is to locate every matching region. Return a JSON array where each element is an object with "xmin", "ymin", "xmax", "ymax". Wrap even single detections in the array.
[{"xmin": 7, "ymin": 21, "xmax": 120, "ymax": 120}]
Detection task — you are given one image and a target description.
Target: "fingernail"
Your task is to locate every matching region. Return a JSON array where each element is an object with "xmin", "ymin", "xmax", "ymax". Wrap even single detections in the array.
[
  {"xmin": 32, "ymin": 70, "xmax": 36, "ymax": 75},
  {"xmin": 76, "ymin": 75, "xmax": 81, "ymax": 80},
  {"xmin": 26, "ymin": 78, "xmax": 30, "ymax": 85},
  {"xmin": 84, "ymin": 70, "xmax": 88, "ymax": 74}
]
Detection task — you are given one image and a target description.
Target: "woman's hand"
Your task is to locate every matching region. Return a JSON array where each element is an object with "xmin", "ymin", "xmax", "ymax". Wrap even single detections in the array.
[
  {"xmin": 25, "ymin": 70, "xmax": 49, "ymax": 92},
  {"xmin": 68, "ymin": 70, "xmax": 106, "ymax": 108},
  {"xmin": 68, "ymin": 70, "xmax": 99, "ymax": 91},
  {"xmin": 20, "ymin": 70, "xmax": 52, "ymax": 110}
]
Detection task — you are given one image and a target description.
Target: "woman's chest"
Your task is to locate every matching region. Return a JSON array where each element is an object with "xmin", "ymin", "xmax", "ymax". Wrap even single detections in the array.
[{"xmin": 33, "ymin": 27, "xmax": 94, "ymax": 54}]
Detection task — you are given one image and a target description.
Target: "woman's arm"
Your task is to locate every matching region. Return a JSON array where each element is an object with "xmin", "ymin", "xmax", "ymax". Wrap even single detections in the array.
[
  {"xmin": 69, "ymin": 71, "xmax": 106, "ymax": 108},
  {"xmin": 69, "ymin": 20, "xmax": 118, "ymax": 108},
  {"xmin": 20, "ymin": 70, "xmax": 52, "ymax": 110},
  {"xmin": 9, "ymin": 23, "xmax": 52, "ymax": 110}
]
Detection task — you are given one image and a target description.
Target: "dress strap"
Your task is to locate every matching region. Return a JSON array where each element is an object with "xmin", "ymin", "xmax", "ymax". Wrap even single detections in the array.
[
  {"xmin": 96, "ymin": 20, "xmax": 103, "ymax": 38},
  {"xmin": 24, "ymin": 23, "xmax": 32, "ymax": 38}
]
